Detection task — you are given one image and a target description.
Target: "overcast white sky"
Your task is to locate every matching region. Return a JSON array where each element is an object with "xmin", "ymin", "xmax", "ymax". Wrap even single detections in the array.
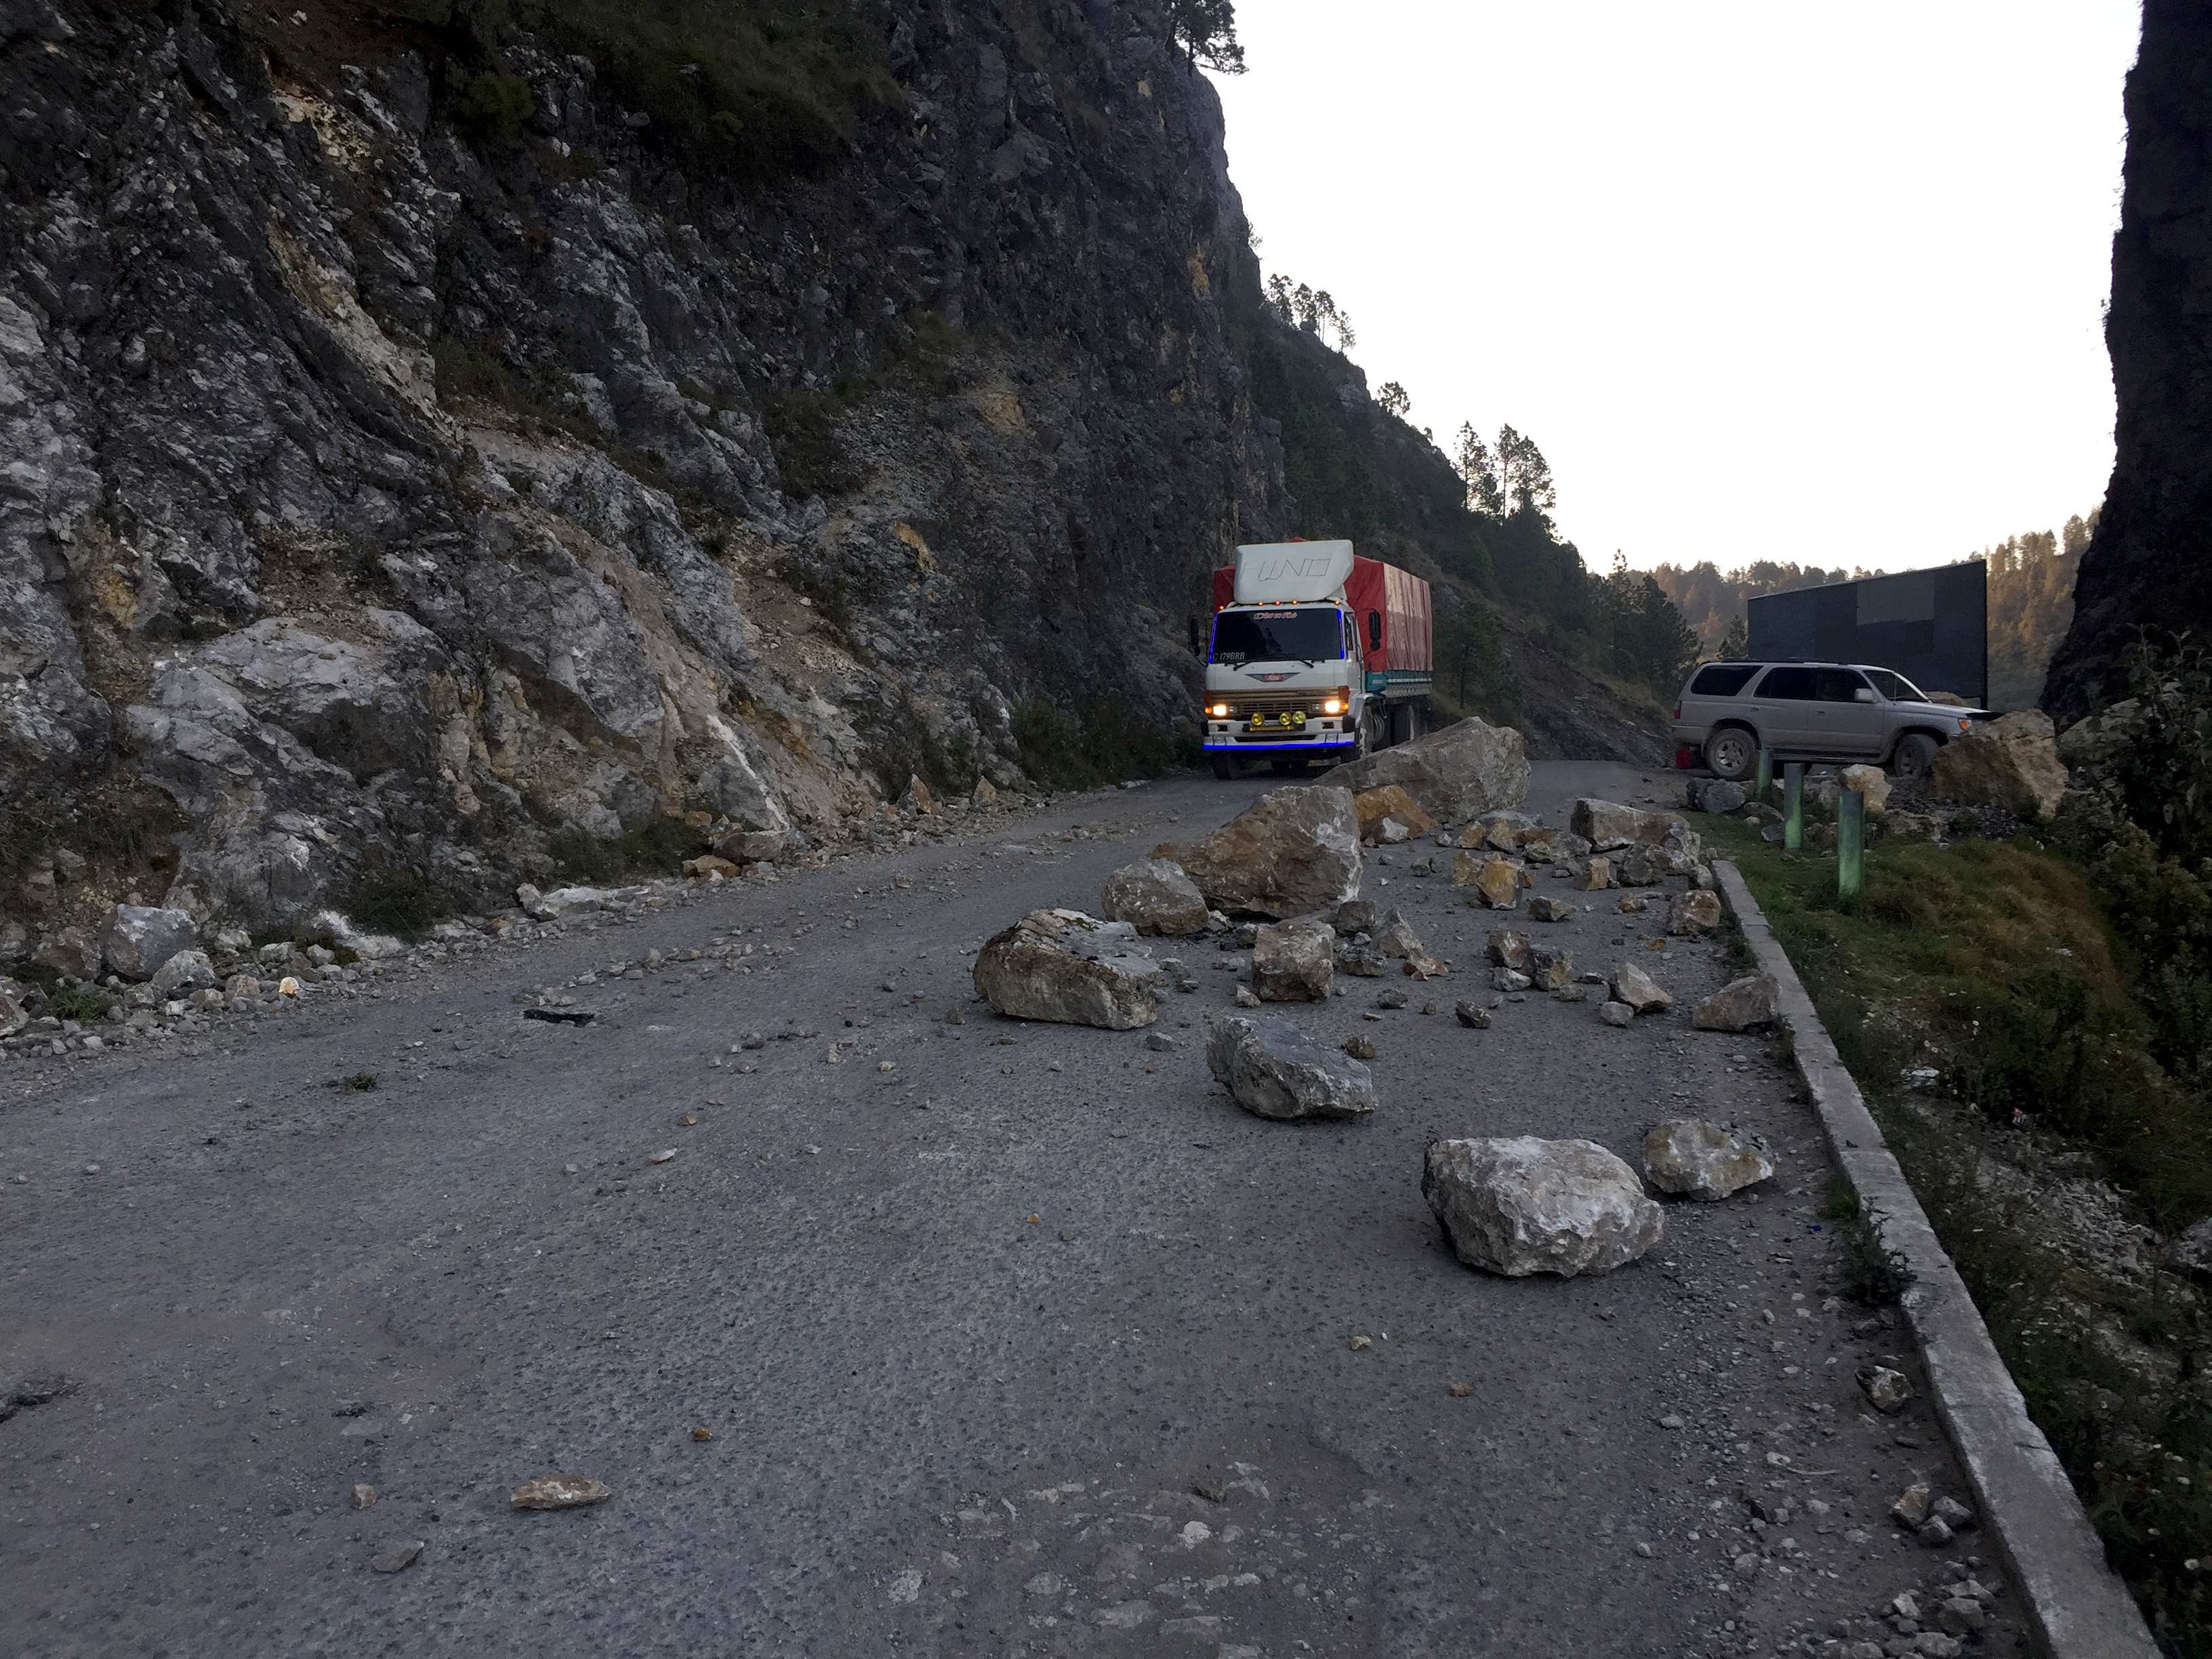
[{"xmin": 1209, "ymin": 2, "xmax": 2140, "ymax": 575}]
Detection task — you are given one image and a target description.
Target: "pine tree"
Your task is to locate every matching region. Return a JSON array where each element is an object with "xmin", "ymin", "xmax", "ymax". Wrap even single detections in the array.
[{"xmin": 1166, "ymin": 0, "xmax": 1246, "ymax": 72}]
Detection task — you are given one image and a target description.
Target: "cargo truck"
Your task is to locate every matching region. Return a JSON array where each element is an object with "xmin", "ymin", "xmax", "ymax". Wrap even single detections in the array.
[{"xmin": 1200, "ymin": 540, "xmax": 1434, "ymax": 779}]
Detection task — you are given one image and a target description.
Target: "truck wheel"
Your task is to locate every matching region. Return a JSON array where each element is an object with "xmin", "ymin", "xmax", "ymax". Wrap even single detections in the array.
[
  {"xmin": 1704, "ymin": 726, "xmax": 1757, "ymax": 783},
  {"xmin": 1210, "ymin": 754, "xmax": 1233, "ymax": 781},
  {"xmin": 1892, "ymin": 733, "xmax": 1940, "ymax": 781}
]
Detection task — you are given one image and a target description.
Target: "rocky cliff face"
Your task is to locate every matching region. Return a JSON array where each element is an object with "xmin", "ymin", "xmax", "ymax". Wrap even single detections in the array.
[
  {"xmin": 0, "ymin": 0, "xmax": 1660, "ymax": 954},
  {"xmin": 0, "ymin": 0, "xmax": 1295, "ymax": 937},
  {"xmin": 2043, "ymin": 0, "xmax": 2209, "ymax": 724}
]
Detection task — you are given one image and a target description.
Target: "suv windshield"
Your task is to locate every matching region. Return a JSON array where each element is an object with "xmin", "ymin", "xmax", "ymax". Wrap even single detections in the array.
[
  {"xmin": 1861, "ymin": 668, "xmax": 1928, "ymax": 703},
  {"xmin": 1212, "ymin": 608, "xmax": 1345, "ymax": 665}
]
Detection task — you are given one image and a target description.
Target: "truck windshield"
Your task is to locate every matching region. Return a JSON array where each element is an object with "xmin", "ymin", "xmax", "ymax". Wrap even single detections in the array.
[{"xmin": 1212, "ymin": 608, "xmax": 1344, "ymax": 665}]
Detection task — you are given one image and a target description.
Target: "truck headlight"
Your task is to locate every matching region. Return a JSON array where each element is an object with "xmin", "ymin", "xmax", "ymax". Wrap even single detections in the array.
[
  {"xmin": 1322, "ymin": 697, "xmax": 1343, "ymax": 715},
  {"xmin": 1209, "ymin": 703, "xmax": 1229, "ymax": 718}
]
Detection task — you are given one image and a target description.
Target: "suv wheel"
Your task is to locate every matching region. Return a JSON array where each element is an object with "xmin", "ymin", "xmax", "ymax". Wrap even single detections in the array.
[
  {"xmin": 1704, "ymin": 726, "xmax": 1757, "ymax": 783},
  {"xmin": 1893, "ymin": 733, "xmax": 1940, "ymax": 780}
]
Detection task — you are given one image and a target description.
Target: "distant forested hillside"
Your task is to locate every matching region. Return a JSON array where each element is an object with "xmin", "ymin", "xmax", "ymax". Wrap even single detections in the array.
[
  {"xmin": 1988, "ymin": 512, "xmax": 2095, "ymax": 710},
  {"xmin": 1231, "ymin": 266, "xmax": 1698, "ymax": 747},
  {"xmin": 1650, "ymin": 561, "xmax": 1868, "ymax": 655}
]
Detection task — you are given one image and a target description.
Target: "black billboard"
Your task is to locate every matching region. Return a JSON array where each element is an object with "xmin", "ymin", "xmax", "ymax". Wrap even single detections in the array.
[{"xmin": 1745, "ymin": 561, "xmax": 1987, "ymax": 705}]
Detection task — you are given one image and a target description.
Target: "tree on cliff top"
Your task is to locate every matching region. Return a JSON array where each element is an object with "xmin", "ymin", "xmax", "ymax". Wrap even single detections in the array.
[{"xmin": 1168, "ymin": 0, "xmax": 1246, "ymax": 73}]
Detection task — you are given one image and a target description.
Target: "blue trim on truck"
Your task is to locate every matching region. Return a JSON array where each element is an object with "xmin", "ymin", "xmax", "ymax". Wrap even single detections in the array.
[{"xmin": 1203, "ymin": 738, "xmax": 1357, "ymax": 756}]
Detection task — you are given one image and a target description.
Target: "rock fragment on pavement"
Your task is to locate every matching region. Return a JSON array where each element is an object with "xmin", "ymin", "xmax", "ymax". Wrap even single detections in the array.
[
  {"xmin": 1250, "ymin": 918, "xmax": 1333, "ymax": 1002},
  {"xmin": 1526, "ymin": 894, "xmax": 1575, "ymax": 922},
  {"xmin": 1155, "ymin": 786, "xmax": 1362, "ymax": 918},
  {"xmin": 510, "ymin": 1473, "xmax": 613, "ymax": 1510},
  {"xmin": 1858, "ymin": 1364, "xmax": 1914, "ymax": 1413},
  {"xmin": 1527, "ymin": 946, "xmax": 1574, "ymax": 991},
  {"xmin": 1667, "ymin": 889, "xmax": 1724, "ymax": 935},
  {"xmin": 1422, "ymin": 1136, "xmax": 1664, "ymax": 1277},
  {"xmin": 1453, "ymin": 852, "xmax": 1521, "ymax": 909},
  {"xmin": 369, "ymin": 1538, "xmax": 423, "ymax": 1572},
  {"xmin": 1599, "ymin": 1001, "xmax": 1634, "ymax": 1026},
  {"xmin": 1453, "ymin": 1001, "xmax": 1490, "ymax": 1028},
  {"xmin": 1573, "ymin": 857, "xmax": 1615, "ymax": 891},
  {"xmin": 1483, "ymin": 928, "xmax": 1532, "ymax": 970},
  {"xmin": 1206, "ymin": 1015, "xmax": 1376, "ymax": 1122},
  {"xmin": 1642, "ymin": 1118, "xmax": 1774, "ymax": 1200},
  {"xmin": 1100, "ymin": 858, "xmax": 1210, "ymax": 936},
  {"xmin": 1692, "ymin": 973, "xmax": 1781, "ymax": 1031},
  {"xmin": 1609, "ymin": 964, "xmax": 1671, "ymax": 1015},
  {"xmin": 972, "ymin": 909, "xmax": 1162, "ymax": 1029}
]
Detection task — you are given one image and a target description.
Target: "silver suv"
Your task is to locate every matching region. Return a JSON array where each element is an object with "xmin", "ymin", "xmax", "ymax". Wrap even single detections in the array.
[{"xmin": 1672, "ymin": 661, "xmax": 1988, "ymax": 782}]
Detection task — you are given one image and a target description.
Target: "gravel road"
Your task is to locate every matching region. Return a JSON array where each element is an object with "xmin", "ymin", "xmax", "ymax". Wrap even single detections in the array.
[{"xmin": 0, "ymin": 763, "xmax": 2024, "ymax": 1658}]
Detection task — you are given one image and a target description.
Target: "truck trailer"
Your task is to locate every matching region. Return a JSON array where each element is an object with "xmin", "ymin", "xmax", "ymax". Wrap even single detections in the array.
[{"xmin": 1202, "ymin": 540, "xmax": 1434, "ymax": 779}]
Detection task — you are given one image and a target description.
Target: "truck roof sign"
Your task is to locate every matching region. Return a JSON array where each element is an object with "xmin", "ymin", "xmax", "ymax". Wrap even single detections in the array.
[{"xmin": 1232, "ymin": 539, "xmax": 1355, "ymax": 605}]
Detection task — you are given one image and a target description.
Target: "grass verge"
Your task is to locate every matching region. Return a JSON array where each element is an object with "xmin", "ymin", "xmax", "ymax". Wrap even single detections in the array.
[{"xmin": 1704, "ymin": 810, "xmax": 2212, "ymax": 1650}]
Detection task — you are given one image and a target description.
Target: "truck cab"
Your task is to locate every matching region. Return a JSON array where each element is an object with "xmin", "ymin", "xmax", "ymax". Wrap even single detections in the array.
[{"xmin": 1202, "ymin": 541, "xmax": 1433, "ymax": 779}]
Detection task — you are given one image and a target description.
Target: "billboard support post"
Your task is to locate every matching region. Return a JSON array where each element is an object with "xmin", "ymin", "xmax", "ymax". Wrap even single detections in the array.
[
  {"xmin": 1839, "ymin": 790, "xmax": 1866, "ymax": 899},
  {"xmin": 1783, "ymin": 764, "xmax": 1805, "ymax": 854},
  {"xmin": 1756, "ymin": 747, "xmax": 1774, "ymax": 804}
]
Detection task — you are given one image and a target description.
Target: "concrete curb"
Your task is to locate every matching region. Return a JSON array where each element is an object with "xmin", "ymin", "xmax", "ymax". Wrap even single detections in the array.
[{"xmin": 1713, "ymin": 859, "xmax": 2159, "ymax": 1659}]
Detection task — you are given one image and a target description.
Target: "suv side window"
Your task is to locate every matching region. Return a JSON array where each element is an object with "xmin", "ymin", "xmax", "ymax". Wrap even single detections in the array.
[
  {"xmin": 1755, "ymin": 665, "xmax": 1816, "ymax": 699},
  {"xmin": 1689, "ymin": 664, "xmax": 1760, "ymax": 697},
  {"xmin": 1816, "ymin": 668, "xmax": 1870, "ymax": 702}
]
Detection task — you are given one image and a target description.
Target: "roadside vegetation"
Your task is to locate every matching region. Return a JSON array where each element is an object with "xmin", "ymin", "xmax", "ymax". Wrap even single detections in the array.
[{"xmin": 1704, "ymin": 645, "xmax": 2212, "ymax": 1652}]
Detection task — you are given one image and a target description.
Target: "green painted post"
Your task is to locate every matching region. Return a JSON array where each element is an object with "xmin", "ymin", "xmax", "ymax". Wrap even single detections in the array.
[
  {"xmin": 1755, "ymin": 747, "xmax": 1774, "ymax": 804},
  {"xmin": 1784, "ymin": 762, "xmax": 1805, "ymax": 853},
  {"xmin": 1839, "ymin": 789, "xmax": 1865, "ymax": 899}
]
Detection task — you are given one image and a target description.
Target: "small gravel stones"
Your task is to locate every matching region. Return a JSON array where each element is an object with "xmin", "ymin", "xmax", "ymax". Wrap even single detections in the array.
[
  {"xmin": 1206, "ymin": 1015, "xmax": 1377, "ymax": 1122},
  {"xmin": 510, "ymin": 1473, "xmax": 613, "ymax": 1510},
  {"xmin": 1641, "ymin": 1118, "xmax": 1775, "ymax": 1200},
  {"xmin": 1422, "ymin": 1135, "xmax": 1664, "ymax": 1277}
]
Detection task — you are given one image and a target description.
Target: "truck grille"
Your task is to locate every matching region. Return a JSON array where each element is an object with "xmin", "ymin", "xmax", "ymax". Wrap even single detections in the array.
[{"xmin": 1216, "ymin": 691, "xmax": 1319, "ymax": 720}]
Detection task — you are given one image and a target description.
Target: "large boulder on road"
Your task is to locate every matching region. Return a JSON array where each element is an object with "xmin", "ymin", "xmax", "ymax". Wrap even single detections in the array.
[
  {"xmin": 99, "ymin": 905, "xmax": 198, "ymax": 981},
  {"xmin": 1927, "ymin": 711, "xmax": 2069, "ymax": 820},
  {"xmin": 1422, "ymin": 1136, "xmax": 1664, "ymax": 1277},
  {"xmin": 1206, "ymin": 1015, "xmax": 1376, "ymax": 1121},
  {"xmin": 1321, "ymin": 718, "xmax": 1530, "ymax": 825},
  {"xmin": 150, "ymin": 949, "xmax": 219, "ymax": 999},
  {"xmin": 972, "ymin": 909, "xmax": 1162, "ymax": 1030},
  {"xmin": 1101, "ymin": 859, "xmax": 1210, "ymax": 937},
  {"xmin": 1570, "ymin": 798, "xmax": 1687, "ymax": 851},
  {"xmin": 1156, "ymin": 786, "xmax": 1361, "ymax": 919}
]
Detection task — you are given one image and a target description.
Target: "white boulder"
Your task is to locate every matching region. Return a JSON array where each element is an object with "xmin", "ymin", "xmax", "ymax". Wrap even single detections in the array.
[{"xmin": 1422, "ymin": 1136, "xmax": 1665, "ymax": 1277}]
